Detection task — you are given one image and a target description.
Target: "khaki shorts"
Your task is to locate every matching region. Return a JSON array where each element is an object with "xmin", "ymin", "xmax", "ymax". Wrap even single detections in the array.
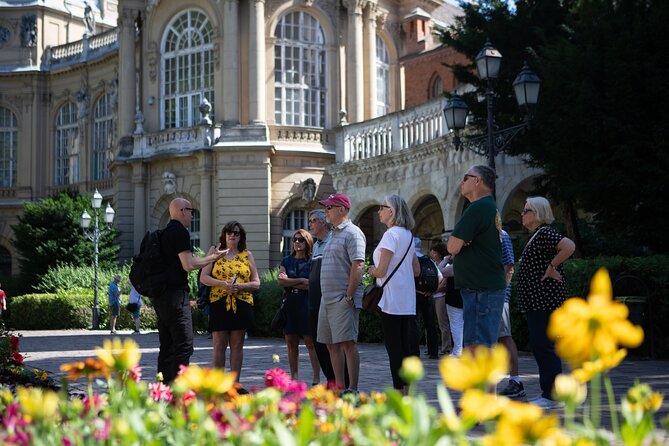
[
  {"xmin": 317, "ymin": 299, "xmax": 360, "ymax": 344},
  {"xmin": 498, "ymin": 302, "xmax": 512, "ymax": 338}
]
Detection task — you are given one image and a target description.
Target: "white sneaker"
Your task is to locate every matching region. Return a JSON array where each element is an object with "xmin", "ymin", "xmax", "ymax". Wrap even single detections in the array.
[{"xmin": 529, "ymin": 397, "xmax": 563, "ymax": 410}]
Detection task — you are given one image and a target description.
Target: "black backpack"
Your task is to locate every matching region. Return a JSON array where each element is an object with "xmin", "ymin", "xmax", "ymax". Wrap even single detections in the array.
[
  {"xmin": 129, "ymin": 230, "xmax": 168, "ymax": 298},
  {"xmin": 415, "ymin": 255, "xmax": 439, "ymax": 294}
]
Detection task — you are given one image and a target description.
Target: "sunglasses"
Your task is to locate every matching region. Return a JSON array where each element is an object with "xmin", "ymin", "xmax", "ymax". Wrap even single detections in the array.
[
  {"xmin": 462, "ymin": 174, "xmax": 477, "ymax": 182},
  {"xmin": 325, "ymin": 205, "xmax": 342, "ymax": 210},
  {"xmin": 378, "ymin": 204, "xmax": 391, "ymax": 211},
  {"xmin": 181, "ymin": 207, "xmax": 196, "ymax": 216},
  {"xmin": 308, "ymin": 218, "xmax": 319, "ymax": 223},
  {"xmin": 521, "ymin": 208, "xmax": 535, "ymax": 215},
  {"xmin": 226, "ymin": 230, "xmax": 241, "ymax": 236},
  {"xmin": 293, "ymin": 237, "xmax": 306, "ymax": 243}
]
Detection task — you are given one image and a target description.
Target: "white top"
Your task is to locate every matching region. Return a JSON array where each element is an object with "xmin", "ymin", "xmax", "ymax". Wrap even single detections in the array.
[
  {"xmin": 432, "ymin": 257, "xmax": 446, "ymax": 298},
  {"xmin": 373, "ymin": 226, "xmax": 416, "ymax": 315},
  {"xmin": 129, "ymin": 286, "xmax": 142, "ymax": 305}
]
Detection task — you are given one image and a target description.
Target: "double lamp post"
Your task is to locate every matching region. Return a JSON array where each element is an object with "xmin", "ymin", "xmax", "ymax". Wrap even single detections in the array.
[
  {"xmin": 442, "ymin": 40, "xmax": 541, "ymax": 171},
  {"xmin": 80, "ymin": 189, "xmax": 115, "ymax": 330}
]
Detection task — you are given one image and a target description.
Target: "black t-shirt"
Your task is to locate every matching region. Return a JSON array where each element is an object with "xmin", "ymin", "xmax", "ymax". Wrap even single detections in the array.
[
  {"xmin": 160, "ymin": 219, "xmax": 192, "ymax": 291},
  {"xmin": 308, "ymin": 257, "xmax": 322, "ymax": 309}
]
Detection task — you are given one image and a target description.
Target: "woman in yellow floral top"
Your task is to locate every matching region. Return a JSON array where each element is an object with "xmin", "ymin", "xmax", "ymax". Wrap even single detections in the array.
[{"xmin": 201, "ymin": 221, "xmax": 260, "ymax": 386}]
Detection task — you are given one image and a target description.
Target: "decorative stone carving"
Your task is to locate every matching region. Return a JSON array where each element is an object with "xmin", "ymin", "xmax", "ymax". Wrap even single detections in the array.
[
  {"xmin": 83, "ymin": 1, "xmax": 96, "ymax": 37},
  {"xmin": 134, "ymin": 109, "xmax": 145, "ymax": 135},
  {"xmin": 199, "ymin": 98, "xmax": 212, "ymax": 126},
  {"xmin": 21, "ymin": 14, "xmax": 36, "ymax": 48},
  {"xmin": 301, "ymin": 178, "xmax": 316, "ymax": 202},
  {"xmin": 162, "ymin": 171, "xmax": 177, "ymax": 194},
  {"xmin": 147, "ymin": 41, "xmax": 158, "ymax": 82},
  {"xmin": 0, "ymin": 27, "xmax": 9, "ymax": 47},
  {"xmin": 76, "ymin": 87, "xmax": 89, "ymax": 121}
]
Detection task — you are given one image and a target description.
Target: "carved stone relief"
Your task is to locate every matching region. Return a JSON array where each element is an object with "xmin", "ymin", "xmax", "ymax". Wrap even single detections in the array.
[
  {"xmin": 147, "ymin": 41, "xmax": 158, "ymax": 82},
  {"xmin": 0, "ymin": 26, "xmax": 10, "ymax": 47},
  {"xmin": 21, "ymin": 14, "xmax": 36, "ymax": 48}
]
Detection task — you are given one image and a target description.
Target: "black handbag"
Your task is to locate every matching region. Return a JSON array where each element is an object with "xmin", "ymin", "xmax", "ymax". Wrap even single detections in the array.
[
  {"xmin": 271, "ymin": 296, "xmax": 287, "ymax": 331},
  {"xmin": 362, "ymin": 238, "xmax": 413, "ymax": 313},
  {"xmin": 126, "ymin": 302, "xmax": 139, "ymax": 312},
  {"xmin": 196, "ymin": 268, "xmax": 212, "ymax": 310}
]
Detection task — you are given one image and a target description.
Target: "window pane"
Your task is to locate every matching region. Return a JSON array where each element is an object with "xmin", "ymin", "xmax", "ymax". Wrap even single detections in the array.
[{"xmin": 0, "ymin": 107, "xmax": 17, "ymax": 188}]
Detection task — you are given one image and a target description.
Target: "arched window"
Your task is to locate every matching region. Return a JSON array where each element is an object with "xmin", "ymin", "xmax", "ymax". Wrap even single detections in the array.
[
  {"xmin": 93, "ymin": 94, "xmax": 113, "ymax": 180},
  {"xmin": 190, "ymin": 209, "xmax": 200, "ymax": 249},
  {"xmin": 55, "ymin": 102, "xmax": 79, "ymax": 185},
  {"xmin": 282, "ymin": 209, "xmax": 308, "ymax": 256},
  {"xmin": 162, "ymin": 10, "xmax": 215, "ymax": 129},
  {"xmin": 376, "ymin": 35, "xmax": 390, "ymax": 116},
  {"xmin": 274, "ymin": 11, "xmax": 326, "ymax": 127},
  {"xmin": 431, "ymin": 76, "xmax": 443, "ymax": 99},
  {"xmin": 0, "ymin": 107, "xmax": 17, "ymax": 188},
  {"xmin": 0, "ymin": 245, "xmax": 11, "ymax": 277}
]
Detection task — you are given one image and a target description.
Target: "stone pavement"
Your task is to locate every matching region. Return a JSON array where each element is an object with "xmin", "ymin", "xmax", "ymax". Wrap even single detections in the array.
[{"xmin": 16, "ymin": 329, "xmax": 669, "ymax": 428}]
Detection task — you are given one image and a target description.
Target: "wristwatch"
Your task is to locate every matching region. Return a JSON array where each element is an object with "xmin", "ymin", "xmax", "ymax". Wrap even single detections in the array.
[{"xmin": 344, "ymin": 295, "xmax": 354, "ymax": 302}]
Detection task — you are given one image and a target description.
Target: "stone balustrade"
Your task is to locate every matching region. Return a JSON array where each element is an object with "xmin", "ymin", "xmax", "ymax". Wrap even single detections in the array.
[
  {"xmin": 132, "ymin": 124, "xmax": 221, "ymax": 158},
  {"xmin": 44, "ymin": 29, "xmax": 120, "ymax": 68},
  {"xmin": 270, "ymin": 126, "xmax": 335, "ymax": 147},
  {"xmin": 338, "ymin": 97, "xmax": 448, "ymax": 162}
]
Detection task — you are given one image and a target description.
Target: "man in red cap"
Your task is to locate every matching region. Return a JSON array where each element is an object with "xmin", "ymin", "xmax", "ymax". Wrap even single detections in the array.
[{"xmin": 317, "ymin": 193, "xmax": 366, "ymax": 395}]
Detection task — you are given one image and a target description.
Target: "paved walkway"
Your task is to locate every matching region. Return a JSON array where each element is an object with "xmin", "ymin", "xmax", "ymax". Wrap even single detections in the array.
[{"xmin": 17, "ymin": 329, "xmax": 669, "ymax": 428}]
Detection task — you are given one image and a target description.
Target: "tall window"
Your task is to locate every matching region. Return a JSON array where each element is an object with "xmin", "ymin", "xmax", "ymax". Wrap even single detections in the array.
[
  {"xmin": 55, "ymin": 103, "xmax": 79, "ymax": 186},
  {"xmin": 190, "ymin": 209, "xmax": 200, "ymax": 249},
  {"xmin": 431, "ymin": 76, "xmax": 443, "ymax": 99},
  {"xmin": 376, "ymin": 35, "xmax": 390, "ymax": 116},
  {"xmin": 282, "ymin": 209, "xmax": 308, "ymax": 256},
  {"xmin": 0, "ymin": 107, "xmax": 17, "ymax": 188},
  {"xmin": 162, "ymin": 10, "xmax": 215, "ymax": 129},
  {"xmin": 93, "ymin": 94, "xmax": 113, "ymax": 180},
  {"xmin": 274, "ymin": 11, "xmax": 326, "ymax": 127}
]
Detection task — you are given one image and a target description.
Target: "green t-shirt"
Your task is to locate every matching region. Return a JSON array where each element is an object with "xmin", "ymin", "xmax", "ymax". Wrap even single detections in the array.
[{"xmin": 451, "ymin": 196, "xmax": 506, "ymax": 291}]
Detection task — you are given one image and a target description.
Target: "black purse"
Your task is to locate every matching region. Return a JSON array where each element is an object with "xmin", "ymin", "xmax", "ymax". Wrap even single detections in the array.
[
  {"xmin": 271, "ymin": 295, "xmax": 287, "ymax": 331},
  {"xmin": 362, "ymin": 238, "xmax": 413, "ymax": 313},
  {"xmin": 196, "ymin": 268, "xmax": 211, "ymax": 310},
  {"xmin": 125, "ymin": 302, "xmax": 139, "ymax": 312}
]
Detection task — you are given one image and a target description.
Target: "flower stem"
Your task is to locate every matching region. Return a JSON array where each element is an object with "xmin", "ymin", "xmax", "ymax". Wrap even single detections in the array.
[
  {"xmin": 604, "ymin": 374, "xmax": 620, "ymax": 437},
  {"xmin": 591, "ymin": 372, "xmax": 601, "ymax": 429}
]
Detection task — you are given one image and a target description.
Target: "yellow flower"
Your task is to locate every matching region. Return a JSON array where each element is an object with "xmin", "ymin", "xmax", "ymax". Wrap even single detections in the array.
[
  {"xmin": 460, "ymin": 389, "xmax": 508, "ymax": 422},
  {"xmin": 174, "ymin": 364, "xmax": 237, "ymax": 400},
  {"xmin": 623, "ymin": 383, "xmax": 663, "ymax": 413},
  {"xmin": 571, "ymin": 349, "xmax": 627, "ymax": 383},
  {"xmin": 483, "ymin": 401, "xmax": 566, "ymax": 446},
  {"xmin": 60, "ymin": 357, "xmax": 111, "ymax": 381},
  {"xmin": 548, "ymin": 268, "xmax": 644, "ymax": 369},
  {"xmin": 439, "ymin": 345, "xmax": 509, "ymax": 391},
  {"xmin": 399, "ymin": 356, "xmax": 424, "ymax": 383},
  {"xmin": 17, "ymin": 387, "xmax": 59, "ymax": 422},
  {"xmin": 552, "ymin": 374, "xmax": 587, "ymax": 405},
  {"xmin": 95, "ymin": 337, "xmax": 142, "ymax": 372}
]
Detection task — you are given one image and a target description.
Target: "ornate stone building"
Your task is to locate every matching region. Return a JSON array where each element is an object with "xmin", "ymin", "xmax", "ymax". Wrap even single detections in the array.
[{"xmin": 0, "ymin": 0, "xmax": 538, "ymax": 277}]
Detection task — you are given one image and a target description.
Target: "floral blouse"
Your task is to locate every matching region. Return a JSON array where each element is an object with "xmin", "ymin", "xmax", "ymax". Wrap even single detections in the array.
[
  {"xmin": 209, "ymin": 250, "xmax": 253, "ymax": 312},
  {"xmin": 516, "ymin": 225, "xmax": 569, "ymax": 313}
]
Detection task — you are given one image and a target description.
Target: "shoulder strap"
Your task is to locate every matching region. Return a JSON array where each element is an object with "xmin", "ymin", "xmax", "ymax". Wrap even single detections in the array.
[{"xmin": 380, "ymin": 237, "xmax": 413, "ymax": 289}]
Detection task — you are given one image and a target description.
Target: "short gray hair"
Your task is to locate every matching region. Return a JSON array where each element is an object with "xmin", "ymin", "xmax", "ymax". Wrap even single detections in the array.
[
  {"xmin": 383, "ymin": 194, "xmax": 415, "ymax": 230},
  {"xmin": 309, "ymin": 209, "xmax": 332, "ymax": 229},
  {"xmin": 470, "ymin": 165, "xmax": 497, "ymax": 190},
  {"xmin": 525, "ymin": 196, "xmax": 555, "ymax": 225}
]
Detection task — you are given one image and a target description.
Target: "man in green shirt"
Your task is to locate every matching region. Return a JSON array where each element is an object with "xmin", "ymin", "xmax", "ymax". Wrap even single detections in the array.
[{"xmin": 447, "ymin": 165, "xmax": 506, "ymax": 349}]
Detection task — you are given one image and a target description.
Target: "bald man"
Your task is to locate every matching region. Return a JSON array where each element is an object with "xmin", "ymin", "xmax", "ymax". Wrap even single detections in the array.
[{"xmin": 155, "ymin": 197, "xmax": 225, "ymax": 382}]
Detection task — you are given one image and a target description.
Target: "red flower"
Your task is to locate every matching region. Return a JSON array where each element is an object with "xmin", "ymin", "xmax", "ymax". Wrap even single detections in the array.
[
  {"xmin": 11, "ymin": 352, "xmax": 23, "ymax": 366},
  {"xmin": 9, "ymin": 336, "xmax": 19, "ymax": 352},
  {"xmin": 148, "ymin": 382, "xmax": 173, "ymax": 403}
]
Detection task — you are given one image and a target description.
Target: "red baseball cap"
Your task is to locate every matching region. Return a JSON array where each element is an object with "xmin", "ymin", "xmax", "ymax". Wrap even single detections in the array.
[{"xmin": 319, "ymin": 193, "xmax": 351, "ymax": 209}]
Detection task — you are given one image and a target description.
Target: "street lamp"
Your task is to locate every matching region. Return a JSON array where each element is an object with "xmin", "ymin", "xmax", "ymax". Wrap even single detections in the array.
[
  {"xmin": 443, "ymin": 40, "xmax": 541, "ymax": 171},
  {"xmin": 81, "ymin": 189, "xmax": 115, "ymax": 329}
]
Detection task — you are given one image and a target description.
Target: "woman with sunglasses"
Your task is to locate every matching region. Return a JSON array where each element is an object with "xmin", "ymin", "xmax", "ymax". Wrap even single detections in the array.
[
  {"xmin": 277, "ymin": 229, "xmax": 321, "ymax": 385},
  {"xmin": 200, "ymin": 221, "xmax": 260, "ymax": 391}
]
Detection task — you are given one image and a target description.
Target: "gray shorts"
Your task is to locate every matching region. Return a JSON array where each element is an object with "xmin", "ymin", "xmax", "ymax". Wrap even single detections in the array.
[
  {"xmin": 317, "ymin": 299, "xmax": 360, "ymax": 344},
  {"xmin": 498, "ymin": 302, "xmax": 512, "ymax": 338},
  {"xmin": 110, "ymin": 303, "xmax": 121, "ymax": 316}
]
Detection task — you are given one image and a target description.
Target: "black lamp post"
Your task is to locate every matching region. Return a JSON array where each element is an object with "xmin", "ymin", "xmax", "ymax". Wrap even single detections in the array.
[
  {"xmin": 443, "ymin": 40, "xmax": 541, "ymax": 171},
  {"xmin": 81, "ymin": 189, "xmax": 115, "ymax": 330}
]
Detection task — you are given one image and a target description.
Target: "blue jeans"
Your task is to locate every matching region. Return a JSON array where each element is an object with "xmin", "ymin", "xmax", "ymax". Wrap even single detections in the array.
[
  {"xmin": 526, "ymin": 309, "xmax": 562, "ymax": 399},
  {"xmin": 461, "ymin": 288, "xmax": 505, "ymax": 347}
]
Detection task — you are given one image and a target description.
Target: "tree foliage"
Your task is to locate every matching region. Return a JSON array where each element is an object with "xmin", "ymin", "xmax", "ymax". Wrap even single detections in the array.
[
  {"xmin": 11, "ymin": 191, "xmax": 120, "ymax": 291},
  {"xmin": 442, "ymin": 0, "xmax": 669, "ymax": 254}
]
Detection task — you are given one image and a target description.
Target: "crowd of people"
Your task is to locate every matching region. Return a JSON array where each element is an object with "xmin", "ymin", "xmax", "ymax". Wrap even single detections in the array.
[{"xmin": 110, "ymin": 164, "xmax": 574, "ymax": 405}]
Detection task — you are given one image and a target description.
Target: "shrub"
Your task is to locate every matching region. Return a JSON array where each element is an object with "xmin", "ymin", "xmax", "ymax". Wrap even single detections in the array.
[
  {"xmin": 37, "ymin": 264, "xmax": 132, "ymax": 294},
  {"xmin": 252, "ymin": 267, "xmax": 284, "ymax": 337}
]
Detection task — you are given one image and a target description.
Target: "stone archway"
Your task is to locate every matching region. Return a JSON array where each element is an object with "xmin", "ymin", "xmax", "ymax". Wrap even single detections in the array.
[
  {"xmin": 502, "ymin": 176, "xmax": 540, "ymax": 235},
  {"xmin": 412, "ymin": 195, "xmax": 445, "ymax": 254}
]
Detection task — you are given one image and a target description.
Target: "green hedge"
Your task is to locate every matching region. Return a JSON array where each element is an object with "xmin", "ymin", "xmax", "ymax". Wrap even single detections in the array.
[{"xmin": 7, "ymin": 291, "xmax": 158, "ymax": 331}]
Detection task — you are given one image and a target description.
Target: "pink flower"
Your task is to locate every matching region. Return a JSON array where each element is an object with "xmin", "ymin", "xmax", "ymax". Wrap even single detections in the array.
[
  {"xmin": 129, "ymin": 364, "xmax": 142, "ymax": 383},
  {"xmin": 181, "ymin": 389, "xmax": 197, "ymax": 405},
  {"xmin": 83, "ymin": 394, "xmax": 107, "ymax": 414},
  {"xmin": 278, "ymin": 397, "xmax": 299, "ymax": 415},
  {"xmin": 92, "ymin": 417, "xmax": 111, "ymax": 441},
  {"xmin": 148, "ymin": 382, "xmax": 173, "ymax": 402},
  {"xmin": 286, "ymin": 380, "xmax": 307, "ymax": 398},
  {"xmin": 62, "ymin": 437, "xmax": 73, "ymax": 446},
  {"xmin": 264, "ymin": 368, "xmax": 291, "ymax": 391}
]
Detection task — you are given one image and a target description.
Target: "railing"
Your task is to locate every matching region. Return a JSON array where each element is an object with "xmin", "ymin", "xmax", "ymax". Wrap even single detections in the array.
[
  {"xmin": 339, "ymin": 97, "xmax": 448, "ymax": 162},
  {"xmin": 133, "ymin": 124, "xmax": 221, "ymax": 157},
  {"xmin": 45, "ymin": 28, "xmax": 119, "ymax": 68},
  {"xmin": 270, "ymin": 126, "xmax": 335, "ymax": 147},
  {"xmin": 0, "ymin": 188, "xmax": 16, "ymax": 198}
]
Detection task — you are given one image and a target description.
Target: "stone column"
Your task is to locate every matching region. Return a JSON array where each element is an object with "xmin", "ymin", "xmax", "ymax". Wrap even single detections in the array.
[
  {"xmin": 199, "ymin": 169, "xmax": 213, "ymax": 246},
  {"xmin": 222, "ymin": 0, "xmax": 240, "ymax": 126},
  {"xmin": 344, "ymin": 0, "xmax": 365, "ymax": 123},
  {"xmin": 118, "ymin": 9, "xmax": 137, "ymax": 141},
  {"xmin": 131, "ymin": 161, "xmax": 146, "ymax": 252},
  {"xmin": 248, "ymin": 0, "xmax": 266, "ymax": 125},
  {"xmin": 364, "ymin": 2, "xmax": 377, "ymax": 120}
]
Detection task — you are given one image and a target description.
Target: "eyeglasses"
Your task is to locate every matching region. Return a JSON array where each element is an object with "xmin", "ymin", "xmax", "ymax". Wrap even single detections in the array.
[
  {"xmin": 378, "ymin": 204, "xmax": 391, "ymax": 211},
  {"xmin": 308, "ymin": 218, "xmax": 319, "ymax": 223},
  {"xmin": 325, "ymin": 205, "xmax": 342, "ymax": 211},
  {"xmin": 462, "ymin": 174, "xmax": 477, "ymax": 182},
  {"xmin": 181, "ymin": 207, "xmax": 195, "ymax": 216},
  {"xmin": 293, "ymin": 237, "xmax": 306, "ymax": 243},
  {"xmin": 521, "ymin": 208, "xmax": 535, "ymax": 215},
  {"xmin": 226, "ymin": 230, "xmax": 241, "ymax": 236}
]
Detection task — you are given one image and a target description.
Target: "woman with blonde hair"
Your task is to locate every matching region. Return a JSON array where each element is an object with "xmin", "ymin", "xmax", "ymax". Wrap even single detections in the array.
[
  {"xmin": 201, "ymin": 221, "xmax": 260, "ymax": 391},
  {"xmin": 278, "ymin": 229, "xmax": 321, "ymax": 384}
]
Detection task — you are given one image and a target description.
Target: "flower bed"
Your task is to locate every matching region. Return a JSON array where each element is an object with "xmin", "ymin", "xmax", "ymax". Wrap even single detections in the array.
[{"xmin": 1, "ymin": 269, "xmax": 667, "ymax": 445}]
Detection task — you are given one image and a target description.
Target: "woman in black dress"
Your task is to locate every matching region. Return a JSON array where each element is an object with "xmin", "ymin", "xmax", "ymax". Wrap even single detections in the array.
[
  {"xmin": 278, "ymin": 229, "xmax": 320, "ymax": 384},
  {"xmin": 517, "ymin": 197, "xmax": 575, "ymax": 409}
]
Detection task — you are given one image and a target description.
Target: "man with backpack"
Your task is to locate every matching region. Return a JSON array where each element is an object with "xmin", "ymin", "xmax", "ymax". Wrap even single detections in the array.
[
  {"xmin": 149, "ymin": 197, "xmax": 225, "ymax": 383},
  {"xmin": 412, "ymin": 237, "xmax": 441, "ymax": 359}
]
